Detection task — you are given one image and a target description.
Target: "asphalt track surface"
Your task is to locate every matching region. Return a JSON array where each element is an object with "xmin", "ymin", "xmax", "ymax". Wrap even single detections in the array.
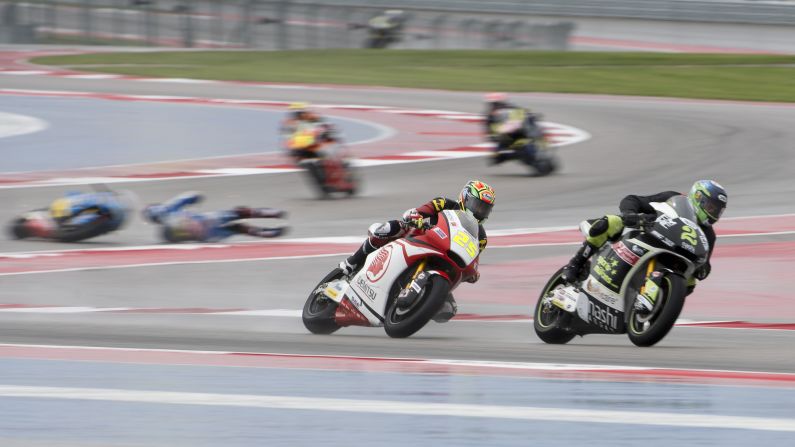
[{"xmin": 1, "ymin": 50, "xmax": 795, "ymax": 445}]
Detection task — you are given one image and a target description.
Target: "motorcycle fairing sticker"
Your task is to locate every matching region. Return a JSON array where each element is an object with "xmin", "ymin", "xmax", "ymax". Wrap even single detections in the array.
[
  {"xmin": 583, "ymin": 275, "xmax": 623, "ymax": 311},
  {"xmin": 590, "ymin": 250, "xmax": 631, "ymax": 294},
  {"xmin": 587, "ymin": 297, "xmax": 622, "ymax": 332},
  {"xmin": 365, "ymin": 245, "xmax": 393, "ymax": 283}
]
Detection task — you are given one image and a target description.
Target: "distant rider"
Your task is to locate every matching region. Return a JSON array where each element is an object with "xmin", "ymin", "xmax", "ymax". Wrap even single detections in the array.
[
  {"xmin": 483, "ymin": 92, "xmax": 544, "ymax": 165},
  {"xmin": 367, "ymin": 9, "xmax": 407, "ymax": 46},
  {"xmin": 339, "ymin": 180, "xmax": 496, "ymax": 322},
  {"xmin": 9, "ymin": 189, "xmax": 131, "ymax": 242},
  {"xmin": 561, "ymin": 180, "xmax": 728, "ymax": 294},
  {"xmin": 280, "ymin": 102, "xmax": 337, "ymax": 162},
  {"xmin": 142, "ymin": 192, "xmax": 287, "ymax": 243}
]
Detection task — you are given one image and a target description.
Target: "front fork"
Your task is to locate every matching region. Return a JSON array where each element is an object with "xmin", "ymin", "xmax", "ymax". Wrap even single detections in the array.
[
  {"xmin": 636, "ymin": 259, "xmax": 664, "ymax": 312},
  {"xmin": 396, "ymin": 259, "xmax": 429, "ymax": 308}
]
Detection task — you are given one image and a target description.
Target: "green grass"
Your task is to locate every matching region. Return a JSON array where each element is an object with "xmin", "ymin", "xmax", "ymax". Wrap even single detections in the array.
[{"xmin": 33, "ymin": 50, "xmax": 795, "ymax": 102}]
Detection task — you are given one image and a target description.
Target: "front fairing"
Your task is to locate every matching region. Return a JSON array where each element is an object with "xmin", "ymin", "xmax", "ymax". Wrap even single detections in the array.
[{"xmin": 649, "ymin": 196, "xmax": 709, "ymax": 263}]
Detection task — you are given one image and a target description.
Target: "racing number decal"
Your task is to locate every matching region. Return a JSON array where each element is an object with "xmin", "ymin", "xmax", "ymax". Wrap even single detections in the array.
[
  {"xmin": 453, "ymin": 232, "xmax": 478, "ymax": 258},
  {"xmin": 681, "ymin": 226, "xmax": 698, "ymax": 245}
]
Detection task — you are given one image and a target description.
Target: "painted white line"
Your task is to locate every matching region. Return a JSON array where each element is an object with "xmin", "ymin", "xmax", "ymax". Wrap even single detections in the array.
[
  {"xmin": 60, "ymin": 74, "xmax": 123, "ymax": 80},
  {"xmin": 0, "ymin": 112, "xmax": 48, "ymax": 139},
  {"xmin": 0, "ymin": 307, "xmax": 131, "ymax": 313},
  {"xmin": 0, "ymin": 70, "xmax": 48, "ymax": 76},
  {"xmin": 214, "ymin": 309, "xmax": 302, "ymax": 317},
  {"xmin": 0, "ymin": 385, "xmax": 791, "ymax": 431}
]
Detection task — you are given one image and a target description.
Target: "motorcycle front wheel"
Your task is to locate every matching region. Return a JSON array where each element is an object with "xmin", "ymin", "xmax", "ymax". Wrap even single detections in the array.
[
  {"xmin": 302, "ymin": 268, "xmax": 344, "ymax": 335},
  {"xmin": 533, "ymin": 267, "xmax": 576, "ymax": 344},
  {"xmin": 384, "ymin": 274, "xmax": 449, "ymax": 338},
  {"xmin": 627, "ymin": 274, "xmax": 686, "ymax": 347}
]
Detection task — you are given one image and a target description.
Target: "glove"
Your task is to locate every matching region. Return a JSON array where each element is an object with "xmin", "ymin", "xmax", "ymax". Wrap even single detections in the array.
[
  {"xmin": 694, "ymin": 263, "xmax": 711, "ymax": 280},
  {"xmin": 402, "ymin": 208, "xmax": 427, "ymax": 230}
]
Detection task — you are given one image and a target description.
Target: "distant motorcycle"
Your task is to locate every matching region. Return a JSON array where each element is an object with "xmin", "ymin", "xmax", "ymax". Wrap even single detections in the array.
[
  {"xmin": 8, "ymin": 187, "xmax": 135, "ymax": 242},
  {"xmin": 533, "ymin": 195, "xmax": 708, "ymax": 347},
  {"xmin": 491, "ymin": 109, "xmax": 560, "ymax": 176},
  {"xmin": 363, "ymin": 10, "xmax": 406, "ymax": 48},
  {"xmin": 283, "ymin": 123, "xmax": 359, "ymax": 198},
  {"xmin": 303, "ymin": 209, "xmax": 480, "ymax": 338}
]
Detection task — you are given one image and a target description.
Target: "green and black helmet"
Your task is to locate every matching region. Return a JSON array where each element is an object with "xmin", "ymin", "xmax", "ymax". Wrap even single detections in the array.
[{"xmin": 688, "ymin": 180, "xmax": 727, "ymax": 226}]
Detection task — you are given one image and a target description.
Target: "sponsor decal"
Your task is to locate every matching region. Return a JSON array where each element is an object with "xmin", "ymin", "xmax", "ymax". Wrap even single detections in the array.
[
  {"xmin": 481, "ymin": 191, "xmax": 495, "ymax": 204},
  {"xmin": 650, "ymin": 230, "xmax": 675, "ymax": 247},
  {"xmin": 681, "ymin": 242, "xmax": 696, "ymax": 254},
  {"xmin": 592, "ymin": 255, "xmax": 621, "ymax": 291},
  {"xmin": 584, "ymin": 277, "xmax": 618, "ymax": 306},
  {"xmin": 432, "ymin": 227, "xmax": 447, "ymax": 239},
  {"xmin": 612, "ymin": 241, "xmax": 640, "ymax": 266},
  {"xmin": 366, "ymin": 245, "xmax": 392, "ymax": 282},
  {"xmin": 698, "ymin": 231, "xmax": 709, "ymax": 251},
  {"xmin": 355, "ymin": 276, "xmax": 378, "ymax": 302},
  {"xmin": 718, "ymin": 194, "xmax": 727, "ymax": 203},
  {"xmin": 347, "ymin": 293, "xmax": 364, "ymax": 309},
  {"xmin": 630, "ymin": 244, "xmax": 646, "ymax": 256},
  {"xmin": 657, "ymin": 215, "xmax": 677, "ymax": 229},
  {"xmin": 588, "ymin": 299, "xmax": 619, "ymax": 331}
]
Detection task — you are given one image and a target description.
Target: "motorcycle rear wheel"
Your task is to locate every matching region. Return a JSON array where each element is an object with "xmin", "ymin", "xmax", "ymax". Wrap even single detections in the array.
[
  {"xmin": 384, "ymin": 274, "xmax": 450, "ymax": 338},
  {"xmin": 533, "ymin": 267, "xmax": 576, "ymax": 344},
  {"xmin": 627, "ymin": 274, "xmax": 686, "ymax": 347},
  {"xmin": 302, "ymin": 268, "xmax": 344, "ymax": 335}
]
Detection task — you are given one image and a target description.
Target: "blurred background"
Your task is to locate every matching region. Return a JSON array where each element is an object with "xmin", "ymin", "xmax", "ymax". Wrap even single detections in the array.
[
  {"xmin": 1, "ymin": 1, "xmax": 795, "ymax": 446},
  {"xmin": 2, "ymin": 0, "xmax": 794, "ymax": 52}
]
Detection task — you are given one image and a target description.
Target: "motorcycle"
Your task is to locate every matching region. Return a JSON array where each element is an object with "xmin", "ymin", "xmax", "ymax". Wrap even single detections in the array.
[
  {"xmin": 8, "ymin": 187, "xmax": 135, "ymax": 242},
  {"xmin": 491, "ymin": 109, "xmax": 560, "ymax": 176},
  {"xmin": 363, "ymin": 13, "xmax": 406, "ymax": 49},
  {"xmin": 284, "ymin": 123, "xmax": 359, "ymax": 198},
  {"xmin": 533, "ymin": 195, "xmax": 709, "ymax": 347},
  {"xmin": 303, "ymin": 209, "xmax": 481, "ymax": 338}
]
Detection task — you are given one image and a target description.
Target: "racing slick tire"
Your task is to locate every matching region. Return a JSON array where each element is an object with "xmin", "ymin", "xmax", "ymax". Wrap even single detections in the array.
[
  {"xmin": 627, "ymin": 274, "xmax": 687, "ymax": 347},
  {"xmin": 384, "ymin": 273, "xmax": 450, "ymax": 338},
  {"xmin": 302, "ymin": 268, "xmax": 344, "ymax": 335},
  {"xmin": 534, "ymin": 267, "xmax": 576, "ymax": 344}
]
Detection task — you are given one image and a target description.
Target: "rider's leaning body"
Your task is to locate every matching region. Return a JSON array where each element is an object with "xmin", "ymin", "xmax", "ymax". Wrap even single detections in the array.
[
  {"xmin": 562, "ymin": 180, "xmax": 727, "ymax": 293},
  {"xmin": 339, "ymin": 180, "xmax": 496, "ymax": 322},
  {"xmin": 281, "ymin": 102, "xmax": 337, "ymax": 161},
  {"xmin": 483, "ymin": 93, "xmax": 543, "ymax": 164},
  {"xmin": 142, "ymin": 192, "xmax": 286, "ymax": 243}
]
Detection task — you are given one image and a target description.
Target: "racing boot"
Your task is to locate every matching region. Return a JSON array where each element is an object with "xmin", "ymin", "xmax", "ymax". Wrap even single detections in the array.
[
  {"xmin": 246, "ymin": 225, "xmax": 287, "ymax": 238},
  {"xmin": 339, "ymin": 240, "xmax": 373, "ymax": 276},
  {"xmin": 234, "ymin": 207, "xmax": 286, "ymax": 219},
  {"xmin": 561, "ymin": 242, "xmax": 595, "ymax": 284},
  {"xmin": 340, "ymin": 221, "xmax": 403, "ymax": 276},
  {"xmin": 432, "ymin": 294, "xmax": 458, "ymax": 323}
]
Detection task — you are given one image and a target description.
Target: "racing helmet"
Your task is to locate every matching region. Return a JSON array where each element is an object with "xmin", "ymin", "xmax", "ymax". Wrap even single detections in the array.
[
  {"xmin": 688, "ymin": 180, "xmax": 727, "ymax": 226},
  {"xmin": 485, "ymin": 92, "xmax": 507, "ymax": 103},
  {"xmin": 288, "ymin": 102, "xmax": 309, "ymax": 119},
  {"xmin": 459, "ymin": 180, "xmax": 496, "ymax": 223}
]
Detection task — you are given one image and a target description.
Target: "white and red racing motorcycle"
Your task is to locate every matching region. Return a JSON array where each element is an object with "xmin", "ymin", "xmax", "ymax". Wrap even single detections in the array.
[{"xmin": 302, "ymin": 210, "xmax": 481, "ymax": 338}]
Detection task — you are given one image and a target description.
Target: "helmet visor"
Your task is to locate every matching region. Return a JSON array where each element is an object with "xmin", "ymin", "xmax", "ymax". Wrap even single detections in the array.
[
  {"xmin": 463, "ymin": 194, "xmax": 493, "ymax": 222},
  {"xmin": 701, "ymin": 197, "xmax": 726, "ymax": 224}
]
